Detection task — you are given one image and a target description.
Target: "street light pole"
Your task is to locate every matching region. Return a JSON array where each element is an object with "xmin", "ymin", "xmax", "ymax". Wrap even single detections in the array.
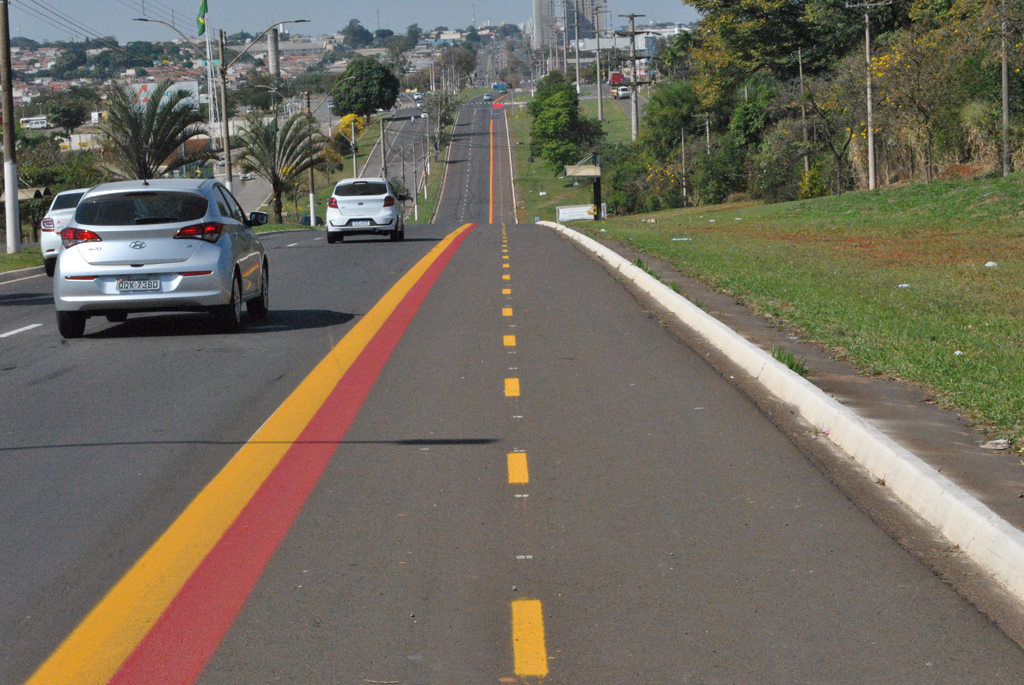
[
  {"xmin": 846, "ymin": 0, "xmax": 889, "ymax": 190},
  {"xmin": 218, "ymin": 30, "xmax": 233, "ymax": 191},
  {"xmin": 1, "ymin": 0, "xmax": 19, "ymax": 253}
]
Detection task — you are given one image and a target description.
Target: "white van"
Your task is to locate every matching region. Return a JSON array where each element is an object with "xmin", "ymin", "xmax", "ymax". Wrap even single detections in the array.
[{"xmin": 20, "ymin": 116, "xmax": 51, "ymax": 130}]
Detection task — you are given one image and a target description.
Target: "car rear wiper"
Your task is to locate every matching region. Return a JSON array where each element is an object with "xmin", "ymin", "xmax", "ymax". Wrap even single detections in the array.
[{"xmin": 134, "ymin": 217, "xmax": 180, "ymax": 225}]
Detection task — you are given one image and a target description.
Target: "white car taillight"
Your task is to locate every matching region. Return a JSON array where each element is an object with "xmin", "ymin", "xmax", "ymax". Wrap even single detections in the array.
[
  {"xmin": 174, "ymin": 222, "xmax": 224, "ymax": 243},
  {"xmin": 41, "ymin": 218, "xmax": 55, "ymax": 231},
  {"xmin": 328, "ymin": 197, "xmax": 338, "ymax": 209},
  {"xmin": 383, "ymin": 195, "xmax": 396, "ymax": 207},
  {"xmin": 60, "ymin": 227, "xmax": 102, "ymax": 248}
]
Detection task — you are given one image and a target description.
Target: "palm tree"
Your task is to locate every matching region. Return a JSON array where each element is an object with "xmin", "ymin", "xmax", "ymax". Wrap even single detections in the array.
[
  {"xmin": 99, "ymin": 80, "xmax": 210, "ymax": 180},
  {"xmin": 236, "ymin": 113, "xmax": 326, "ymax": 224}
]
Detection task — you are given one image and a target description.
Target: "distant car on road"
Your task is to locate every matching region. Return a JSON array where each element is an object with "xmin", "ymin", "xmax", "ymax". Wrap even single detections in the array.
[
  {"xmin": 325, "ymin": 178, "xmax": 407, "ymax": 244},
  {"xmin": 300, "ymin": 215, "xmax": 323, "ymax": 226},
  {"xmin": 615, "ymin": 86, "xmax": 631, "ymax": 99},
  {"xmin": 53, "ymin": 179, "xmax": 270, "ymax": 338},
  {"xmin": 483, "ymin": 93, "xmax": 492, "ymax": 101},
  {"xmin": 41, "ymin": 188, "xmax": 90, "ymax": 277},
  {"xmin": 420, "ymin": 111, "xmax": 428, "ymax": 119}
]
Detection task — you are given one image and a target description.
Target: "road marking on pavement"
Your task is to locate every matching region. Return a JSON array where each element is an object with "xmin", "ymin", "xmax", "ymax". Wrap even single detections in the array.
[
  {"xmin": 504, "ymin": 335, "xmax": 516, "ymax": 346},
  {"xmin": 507, "ymin": 452, "xmax": 529, "ymax": 484},
  {"xmin": 503, "ymin": 263, "xmax": 509, "ymax": 269},
  {"xmin": 511, "ymin": 600, "xmax": 549, "ymax": 677},
  {"xmin": 0, "ymin": 272, "xmax": 45, "ymax": 286},
  {"xmin": 505, "ymin": 378, "xmax": 520, "ymax": 397},
  {"xmin": 0, "ymin": 323, "xmax": 42, "ymax": 338},
  {"xmin": 286, "ymin": 243, "xmax": 298, "ymax": 247},
  {"xmin": 503, "ymin": 274, "xmax": 510, "ymax": 280},
  {"xmin": 489, "ymin": 119, "xmax": 495, "ymax": 224},
  {"xmin": 503, "ymin": 288, "xmax": 511, "ymax": 295},
  {"xmin": 26, "ymin": 224, "xmax": 477, "ymax": 685},
  {"xmin": 503, "ymin": 307, "xmax": 513, "ymax": 317}
]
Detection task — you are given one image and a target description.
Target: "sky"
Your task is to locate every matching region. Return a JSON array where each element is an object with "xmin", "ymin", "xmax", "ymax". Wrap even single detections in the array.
[{"xmin": 9, "ymin": 0, "xmax": 700, "ymax": 44}]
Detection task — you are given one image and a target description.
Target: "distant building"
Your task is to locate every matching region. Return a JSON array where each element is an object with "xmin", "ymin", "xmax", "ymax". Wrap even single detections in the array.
[{"xmin": 532, "ymin": 0, "xmax": 555, "ymax": 50}]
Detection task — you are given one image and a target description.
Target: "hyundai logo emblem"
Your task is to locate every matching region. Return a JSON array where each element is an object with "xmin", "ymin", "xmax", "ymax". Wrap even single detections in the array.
[{"xmin": 129, "ymin": 241, "xmax": 146, "ymax": 249}]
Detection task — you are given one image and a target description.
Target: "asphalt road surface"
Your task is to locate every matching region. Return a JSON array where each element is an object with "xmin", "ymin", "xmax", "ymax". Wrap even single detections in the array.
[{"xmin": 2, "ymin": 96, "xmax": 1024, "ymax": 684}]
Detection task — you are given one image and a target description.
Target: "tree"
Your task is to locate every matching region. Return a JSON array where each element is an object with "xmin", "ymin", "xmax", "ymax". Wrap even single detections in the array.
[
  {"xmin": 374, "ymin": 29, "xmax": 395, "ymax": 45},
  {"xmin": 331, "ymin": 58, "xmax": 401, "ymax": 118},
  {"xmin": 49, "ymin": 99, "xmax": 89, "ymax": 135},
  {"xmin": 439, "ymin": 46, "xmax": 477, "ymax": 86},
  {"xmin": 406, "ymin": 24, "xmax": 423, "ymax": 43},
  {"xmin": 99, "ymin": 80, "xmax": 210, "ymax": 180},
  {"xmin": 637, "ymin": 80, "xmax": 701, "ymax": 161},
  {"xmin": 531, "ymin": 89, "xmax": 604, "ymax": 173},
  {"xmin": 52, "ymin": 47, "xmax": 87, "ymax": 79},
  {"xmin": 341, "ymin": 19, "xmax": 374, "ymax": 49},
  {"xmin": 236, "ymin": 113, "xmax": 326, "ymax": 223}
]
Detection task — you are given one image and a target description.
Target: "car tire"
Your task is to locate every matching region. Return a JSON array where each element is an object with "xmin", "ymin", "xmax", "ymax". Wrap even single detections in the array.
[
  {"xmin": 105, "ymin": 312, "xmax": 128, "ymax": 323},
  {"xmin": 247, "ymin": 261, "xmax": 269, "ymax": 320},
  {"xmin": 44, "ymin": 258, "xmax": 56, "ymax": 277},
  {"xmin": 56, "ymin": 311, "xmax": 86, "ymax": 339},
  {"xmin": 211, "ymin": 272, "xmax": 243, "ymax": 332},
  {"xmin": 390, "ymin": 227, "xmax": 400, "ymax": 241},
  {"xmin": 327, "ymin": 232, "xmax": 336, "ymax": 244}
]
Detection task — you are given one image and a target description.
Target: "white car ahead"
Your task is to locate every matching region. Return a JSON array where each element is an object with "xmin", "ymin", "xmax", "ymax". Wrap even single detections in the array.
[
  {"xmin": 325, "ymin": 178, "xmax": 407, "ymax": 243},
  {"xmin": 41, "ymin": 188, "xmax": 90, "ymax": 277}
]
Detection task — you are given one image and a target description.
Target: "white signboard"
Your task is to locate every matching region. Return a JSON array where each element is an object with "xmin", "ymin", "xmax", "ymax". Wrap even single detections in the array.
[
  {"xmin": 557, "ymin": 203, "xmax": 607, "ymax": 222},
  {"xmin": 129, "ymin": 81, "xmax": 200, "ymax": 109}
]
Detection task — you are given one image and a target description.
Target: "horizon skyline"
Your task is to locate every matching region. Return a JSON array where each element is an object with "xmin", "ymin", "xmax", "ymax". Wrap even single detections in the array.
[{"xmin": 7, "ymin": 1, "xmax": 699, "ymax": 45}]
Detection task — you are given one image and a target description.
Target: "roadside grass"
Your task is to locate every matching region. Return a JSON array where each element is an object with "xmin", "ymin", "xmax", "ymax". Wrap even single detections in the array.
[
  {"xmin": 580, "ymin": 97, "xmax": 632, "ymax": 145},
  {"xmin": 578, "ymin": 175, "xmax": 1024, "ymax": 441},
  {"xmin": 410, "ymin": 144, "xmax": 449, "ymax": 224},
  {"xmin": 772, "ymin": 345, "xmax": 811, "ymax": 378},
  {"xmin": 0, "ymin": 245, "xmax": 44, "ymax": 273}
]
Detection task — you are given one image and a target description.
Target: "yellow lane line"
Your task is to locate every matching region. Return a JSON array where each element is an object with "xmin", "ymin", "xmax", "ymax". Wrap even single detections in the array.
[
  {"xmin": 504, "ymin": 378, "xmax": 520, "ymax": 397},
  {"xmin": 507, "ymin": 452, "xmax": 529, "ymax": 484},
  {"xmin": 502, "ymin": 288, "xmax": 511, "ymax": 295},
  {"xmin": 26, "ymin": 224, "xmax": 475, "ymax": 685},
  {"xmin": 503, "ymin": 334, "xmax": 516, "ymax": 346},
  {"xmin": 503, "ymin": 274, "xmax": 510, "ymax": 280},
  {"xmin": 511, "ymin": 600, "xmax": 549, "ymax": 677},
  {"xmin": 503, "ymin": 307, "xmax": 513, "ymax": 317},
  {"xmin": 489, "ymin": 119, "xmax": 495, "ymax": 224}
]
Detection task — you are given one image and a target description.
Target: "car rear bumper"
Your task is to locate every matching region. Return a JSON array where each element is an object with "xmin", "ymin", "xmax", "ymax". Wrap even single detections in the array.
[{"xmin": 54, "ymin": 244, "xmax": 233, "ymax": 313}]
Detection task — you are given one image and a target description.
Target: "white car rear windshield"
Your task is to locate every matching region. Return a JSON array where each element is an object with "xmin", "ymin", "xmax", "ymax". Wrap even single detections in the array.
[
  {"xmin": 75, "ymin": 192, "xmax": 209, "ymax": 226},
  {"xmin": 335, "ymin": 182, "xmax": 388, "ymax": 197},
  {"xmin": 50, "ymin": 192, "xmax": 86, "ymax": 211}
]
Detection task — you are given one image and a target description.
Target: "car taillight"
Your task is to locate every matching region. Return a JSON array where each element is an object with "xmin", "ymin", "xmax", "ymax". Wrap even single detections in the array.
[
  {"xmin": 41, "ymin": 218, "xmax": 54, "ymax": 231},
  {"xmin": 327, "ymin": 196, "xmax": 338, "ymax": 209},
  {"xmin": 174, "ymin": 222, "xmax": 224, "ymax": 243},
  {"xmin": 61, "ymin": 227, "xmax": 102, "ymax": 248},
  {"xmin": 383, "ymin": 195, "xmax": 395, "ymax": 207}
]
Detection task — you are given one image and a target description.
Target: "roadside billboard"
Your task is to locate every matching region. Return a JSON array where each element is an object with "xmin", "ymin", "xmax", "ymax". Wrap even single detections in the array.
[{"xmin": 129, "ymin": 81, "xmax": 200, "ymax": 109}]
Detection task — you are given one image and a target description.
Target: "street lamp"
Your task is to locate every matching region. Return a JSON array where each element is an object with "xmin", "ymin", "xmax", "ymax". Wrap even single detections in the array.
[{"xmin": 134, "ymin": 17, "xmax": 308, "ymax": 191}]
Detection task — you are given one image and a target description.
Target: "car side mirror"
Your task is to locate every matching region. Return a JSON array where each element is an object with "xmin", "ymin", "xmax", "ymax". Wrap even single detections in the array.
[
  {"xmin": 249, "ymin": 211, "xmax": 269, "ymax": 226},
  {"xmin": 398, "ymin": 194, "xmax": 409, "ymax": 202}
]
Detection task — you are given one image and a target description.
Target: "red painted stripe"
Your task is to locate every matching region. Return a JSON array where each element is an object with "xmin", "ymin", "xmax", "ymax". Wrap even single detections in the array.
[{"xmin": 108, "ymin": 225, "xmax": 475, "ymax": 685}]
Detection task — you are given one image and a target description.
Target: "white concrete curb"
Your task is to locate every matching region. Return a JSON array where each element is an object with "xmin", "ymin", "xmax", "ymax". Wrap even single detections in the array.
[{"xmin": 540, "ymin": 220, "xmax": 1024, "ymax": 603}]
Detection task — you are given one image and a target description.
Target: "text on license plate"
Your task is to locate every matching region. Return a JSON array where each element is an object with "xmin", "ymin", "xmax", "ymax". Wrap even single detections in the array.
[
  {"xmin": 352, "ymin": 220, "xmax": 371, "ymax": 227},
  {"xmin": 117, "ymin": 278, "xmax": 160, "ymax": 292}
]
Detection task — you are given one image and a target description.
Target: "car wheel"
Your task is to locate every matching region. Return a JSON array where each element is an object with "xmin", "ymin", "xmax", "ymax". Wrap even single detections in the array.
[
  {"xmin": 399, "ymin": 224, "xmax": 406, "ymax": 241},
  {"xmin": 212, "ymin": 272, "xmax": 243, "ymax": 332},
  {"xmin": 44, "ymin": 258, "xmax": 56, "ymax": 277},
  {"xmin": 56, "ymin": 311, "xmax": 86, "ymax": 339},
  {"xmin": 247, "ymin": 261, "xmax": 269, "ymax": 320},
  {"xmin": 327, "ymin": 232, "xmax": 336, "ymax": 244},
  {"xmin": 105, "ymin": 312, "xmax": 128, "ymax": 323},
  {"xmin": 390, "ymin": 227, "xmax": 401, "ymax": 241}
]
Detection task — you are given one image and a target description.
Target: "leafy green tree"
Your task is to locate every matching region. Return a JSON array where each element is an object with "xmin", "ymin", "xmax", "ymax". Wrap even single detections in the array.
[
  {"xmin": 99, "ymin": 80, "xmax": 210, "ymax": 180},
  {"xmin": 52, "ymin": 47, "xmax": 87, "ymax": 79},
  {"xmin": 528, "ymin": 71, "xmax": 575, "ymax": 117},
  {"xmin": 331, "ymin": 58, "xmax": 401, "ymax": 117},
  {"xmin": 407, "ymin": 24, "xmax": 423, "ymax": 43},
  {"xmin": 18, "ymin": 139, "xmax": 103, "ymax": 240},
  {"xmin": 531, "ymin": 90, "xmax": 604, "ymax": 173},
  {"xmin": 374, "ymin": 29, "xmax": 395, "ymax": 45},
  {"xmin": 341, "ymin": 19, "xmax": 374, "ymax": 49},
  {"xmin": 49, "ymin": 99, "xmax": 89, "ymax": 135},
  {"xmin": 637, "ymin": 80, "xmax": 701, "ymax": 162},
  {"xmin": 236, "ymin": 113, "xmax": 326, "ymax": 223}
]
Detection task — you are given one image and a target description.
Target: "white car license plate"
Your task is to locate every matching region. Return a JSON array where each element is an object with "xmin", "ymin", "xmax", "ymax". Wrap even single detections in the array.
[
  {"xmin": 117, "ymin": 278, "xmax": 160, "ymax": 292},
  {"xmin": 352, "ymin": 220, "xmax": 371, "ymax": 227}
]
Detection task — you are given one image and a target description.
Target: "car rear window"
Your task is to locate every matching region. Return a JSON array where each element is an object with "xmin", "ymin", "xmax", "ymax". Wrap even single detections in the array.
[
  {"xmin": 75, "ymin": 192, "xmax": 209, "ymax": 226},
  {"xmin": 51, "ymin": 192, "xmax": 85, "ymax": 211},
  {"xmin": 334, "ymin": 182, "xmax": 388, "ymax": 197}
]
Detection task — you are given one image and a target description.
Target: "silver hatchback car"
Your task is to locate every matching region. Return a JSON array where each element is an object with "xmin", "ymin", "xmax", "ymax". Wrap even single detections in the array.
[{"xmin": 53, "ymin": 179, "xmax": 270, "ymax": 338}]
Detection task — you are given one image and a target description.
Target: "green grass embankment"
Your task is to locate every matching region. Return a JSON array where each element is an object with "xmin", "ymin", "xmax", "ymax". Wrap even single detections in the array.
[
  {"xmin": 0, "ymin": 246, "xmax": 44, "ymax": 273},
  {"xmin": 580, "ymin": 177, "xmax": 1024, "ymax": 442}
]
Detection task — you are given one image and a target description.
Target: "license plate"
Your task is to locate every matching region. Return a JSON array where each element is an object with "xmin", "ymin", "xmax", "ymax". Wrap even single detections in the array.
[
  {"xmin": 351, "ymin": 220, "xmax": 371, "ymax": 227},
  {"xmin": 117, "ymin": 278, "xmax": 160, "ymax": 292}
]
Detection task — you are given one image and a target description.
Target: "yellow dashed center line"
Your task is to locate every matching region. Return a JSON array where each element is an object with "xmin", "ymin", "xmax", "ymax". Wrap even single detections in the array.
[
  {"xmin": 503, "ymin": 307, "xmax": 513, "ymax": 317},
  {"xmin": 503, "ymin": 334, "xmax": 516, "ymax": 346},
  {"xmin": 502, "ymin": 288, "xmax": 511, "ymax": 295},
  {"xmin": 503, "ymin": 263, "xmax": 510, "ymax": 269},
  {"xmin": 503, "ymin": 274, "xmax": 511, "ymax": 280},
  {"xmin": 511, "ymin": 600, "xmax": 549, "ymax": 677},
  {"xmin": 504, "ymin": 378, "xmax": 520, "ymax": 397},
  {"xmin": 507, "ymin": 452, "xmax": 529, "ymax": 484}
]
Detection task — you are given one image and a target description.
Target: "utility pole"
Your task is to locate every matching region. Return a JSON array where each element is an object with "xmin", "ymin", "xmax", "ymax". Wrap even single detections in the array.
[
  {"xmin": 618, "ymin": 13, "xmax": 645, "ymax": 141},
  {"xmin": 705, "ymin": 113, "xmax": 711, "ymax": 155},
  {"xmin": 380, "ymin": 115, "xmax": 388, "ymax": 179},
  {"xmin": 306, "ymin": 90, "xmax": 315, "ymax": 225},
  {"xmin": 847, "ymin": 0, "xmax": 890, "ymax": 190},
  {"xmin": 1, "ymin": 0, "xmax": 18, "ymax": 253},
  {"xmin": 218, "ymin": 30, "xmax": 233, "ymax": 192},
  {"xmin": 352, "ymin": 118, "xmax": 357, "ymax": 179},
  {"xmin": 681, "ymin": 127, "xmax": 687, "ymax": 206},
  {"xmin": 1002, "ymin": 0, "xmax": 1011, "ymax": 176},
  {"xmin": 595, "ymin": 1, "xmax": 604, "ymax": 121},
  {"xmin": 798, "ymin": 47, "xmax": 809, "ymax": 175},
  {"xmin": 572, "ymin": 0, "xmax": 581, "ymax": 93}
]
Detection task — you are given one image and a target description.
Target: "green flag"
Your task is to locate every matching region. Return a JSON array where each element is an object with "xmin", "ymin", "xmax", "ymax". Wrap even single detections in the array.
[{"xmin": 197, "ymin": 0, "xmax": 208, "ymax": 36}]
